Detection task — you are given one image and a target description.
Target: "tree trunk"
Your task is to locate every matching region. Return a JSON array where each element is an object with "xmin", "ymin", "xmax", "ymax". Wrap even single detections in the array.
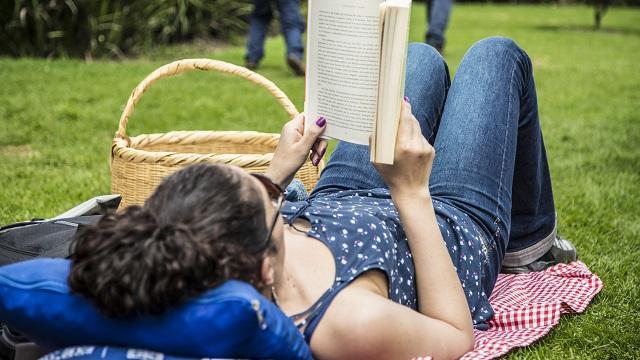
[{"xmin": 594, "ymin": 0, "xmax": 609, "ymax": 30}]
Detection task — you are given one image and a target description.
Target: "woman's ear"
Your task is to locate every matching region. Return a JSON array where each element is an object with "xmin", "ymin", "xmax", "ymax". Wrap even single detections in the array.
[{"xmin": 261, "ymin": 256, "xmax": 276, "ymax": 286}]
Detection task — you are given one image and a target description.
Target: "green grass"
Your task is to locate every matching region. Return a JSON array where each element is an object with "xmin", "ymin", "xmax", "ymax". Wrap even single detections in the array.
[{"xmin": 1, "ymin": 3, "xmax": 639, "ymax": 359}]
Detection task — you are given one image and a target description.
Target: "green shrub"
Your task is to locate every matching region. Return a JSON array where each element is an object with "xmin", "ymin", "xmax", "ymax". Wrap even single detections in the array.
[{"xmin": 0, "ymin": 0, "xmax": 252, "ymax": 58}]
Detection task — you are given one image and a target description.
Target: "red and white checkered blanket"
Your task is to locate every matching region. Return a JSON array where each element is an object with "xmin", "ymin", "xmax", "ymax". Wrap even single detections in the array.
[{"xmin": 415, "ymin": 261, "xmax": 603, "ymax": 360}]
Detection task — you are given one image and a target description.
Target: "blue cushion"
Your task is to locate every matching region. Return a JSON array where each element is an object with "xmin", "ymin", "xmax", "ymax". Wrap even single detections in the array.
[
  {"xmin": 42, "ymin": 346, "xmax": 200, "ymax": 360},
  {"xmin": 0, "ymin": 259, "xmax": 311, "ymax": 360}
]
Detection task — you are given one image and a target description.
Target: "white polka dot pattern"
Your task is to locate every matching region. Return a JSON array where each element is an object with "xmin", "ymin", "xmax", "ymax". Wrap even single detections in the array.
[{"xmin": 281, "ymin": 188, "xmax": 495, "ymax": 331}]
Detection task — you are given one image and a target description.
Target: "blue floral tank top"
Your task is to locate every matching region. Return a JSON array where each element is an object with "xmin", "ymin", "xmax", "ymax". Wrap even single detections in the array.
[{"xmin": 280, "ymin": 187, "xmax": 496, "ymax": 343}]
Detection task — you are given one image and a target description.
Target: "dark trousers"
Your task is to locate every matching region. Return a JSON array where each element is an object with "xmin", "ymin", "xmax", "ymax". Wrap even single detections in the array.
[
  {"xmin": 426, "ymin": 0, "xmax": 452, "ymax": 49},
  {"xmin": 245, "ymin": 0, "xmax": 305, "ymax": 63}
]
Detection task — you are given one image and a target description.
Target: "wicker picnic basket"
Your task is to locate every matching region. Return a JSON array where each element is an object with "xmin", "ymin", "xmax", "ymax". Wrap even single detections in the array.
[{"xmin": 111, "ymin": 59, "xmax": 323, "ymax": 209}]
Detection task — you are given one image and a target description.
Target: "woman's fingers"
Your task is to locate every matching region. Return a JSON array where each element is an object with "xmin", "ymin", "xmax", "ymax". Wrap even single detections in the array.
[
  {"xmin": 398, "ymin": 98, "xmax": 427, "ymax": 152},
  {"xmin": 311, "ymin": 138, "xmax": 328, "ymax": 156},
  {"xmin": 397, "ymin": 100, "xmax": 434, "ymax": 166},
  {"xmin": 309, "ymin": 138, "xmax": 328, "ymax": 166},
  {"xmin": 401, "ymin": 97, "xmax": 414, "ymax": 132},
  {"xmin": 283, "ymin": 112, "xmax": 306, "ymax": 135},
  {"xmin": 302, "ymin": 116, "xmax": 327, "ymax": 148}
]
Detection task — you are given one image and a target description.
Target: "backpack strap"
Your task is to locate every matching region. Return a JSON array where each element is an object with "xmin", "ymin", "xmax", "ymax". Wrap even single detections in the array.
[
  {"xmin": 35, "ymin": 216, "xmax": 103, "ymax": 259},
  {"xmin": 0, "ymin": 325, "xmax": 45, "ymax": 360}
]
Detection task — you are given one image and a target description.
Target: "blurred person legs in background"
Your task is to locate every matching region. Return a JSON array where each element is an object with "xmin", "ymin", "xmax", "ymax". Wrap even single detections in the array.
[
  {"xmin": 425, "ymin": 0, "xmax": 452, "ymax": 54},
  {"xmin": 245, "ymin": 0, "xmax": 306, "ymax": 76}
]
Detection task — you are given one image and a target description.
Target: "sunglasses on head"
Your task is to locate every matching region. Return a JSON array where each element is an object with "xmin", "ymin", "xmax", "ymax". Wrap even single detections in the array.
[
  {"xmin": 250, "ymin": 173, "xmax": 285, "ymax": 253},
  {"xmin": 251, "ymin": 173, "xmax": 284, "ymax": 205}
]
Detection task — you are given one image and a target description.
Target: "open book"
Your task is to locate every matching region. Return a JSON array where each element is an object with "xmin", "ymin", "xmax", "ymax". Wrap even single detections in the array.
[{"xmin": 304, "ymin": 0, "xmax": 412, "ymax": 164}]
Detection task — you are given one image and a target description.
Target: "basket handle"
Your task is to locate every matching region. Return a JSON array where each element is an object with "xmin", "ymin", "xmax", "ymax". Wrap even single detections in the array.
[{"xmin": 116, "ymin": 59, "xmax": 299, "ymax": 139}]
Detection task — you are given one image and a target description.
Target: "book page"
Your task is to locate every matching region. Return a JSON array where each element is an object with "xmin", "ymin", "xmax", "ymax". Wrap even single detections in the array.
[
  {"xmin": 305, "ymin": 0, "xmax": 384, "ymax": 145},
  {"xmin": 372, "ymin": 0, "xmax": 411, "ymax": 164}
]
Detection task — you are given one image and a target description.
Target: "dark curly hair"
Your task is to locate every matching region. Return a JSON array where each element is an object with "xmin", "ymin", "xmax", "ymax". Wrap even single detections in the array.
[{"xmin": 68, "ymin": 163, "xmax": 274, "ymax": 317}]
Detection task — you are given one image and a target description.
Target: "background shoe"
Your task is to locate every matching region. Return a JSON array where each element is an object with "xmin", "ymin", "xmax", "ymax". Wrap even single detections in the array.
[
  {"xmin": 425, "ymin": 38, "xmax": 444, "ymax": 55},
  {"xmin": 501, "ymin": 235, "xmax": 578, "ymax": 274},
  {"xmin": 245, "ymin": 60, "xmax": 259, "ymax": 71},
  {"xmin": 286, "ymin": 54, "xmax": 305, "ymax": 76}
]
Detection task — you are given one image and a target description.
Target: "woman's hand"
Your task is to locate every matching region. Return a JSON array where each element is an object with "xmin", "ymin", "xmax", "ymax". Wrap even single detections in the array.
[
  {"xmin": 373, "ymin": 98, "xmax": 435, "ymax": 199},
  {"xmin": 265, "ymin": 113, "xmax": 328, "ymax": 189}
]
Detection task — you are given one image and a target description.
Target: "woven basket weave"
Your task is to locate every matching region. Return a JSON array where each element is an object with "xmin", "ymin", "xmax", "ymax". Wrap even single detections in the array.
[{"xmin": 111, "ymin": 59, "xmax": 323, "ymax": 209}]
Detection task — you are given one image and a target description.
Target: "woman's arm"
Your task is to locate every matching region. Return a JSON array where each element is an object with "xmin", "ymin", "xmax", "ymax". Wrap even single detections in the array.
[
  {"xmin": 312, "ymin": 285, "xmax": 474, "ymax": 360},
  {"xmin": 373, "ymin": 99, "xmax": 474, "ymax": 351},
  {"xmin": 393, "ymin": 193, "xmax": 474, "ymax": 338},
  {"xmin": 265, "ymin": 114, "xmax": 328, "ymax": 189}
]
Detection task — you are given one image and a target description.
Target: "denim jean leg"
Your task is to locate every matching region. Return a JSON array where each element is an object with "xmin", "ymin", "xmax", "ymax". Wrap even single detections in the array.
[
  {"xmin": 428, "ymin": 37, "xmax": 555, "ymax": 279},
  {"xmin": 245, "ymin": 0, "xmax": 273, "ymax": 63},
  {"xmin": 404, "ymin": 43, "xmax": 451, "ymax": 144},
  {"xmin": 276, "ymin": 0, "xmax": 305, "ymax": 59},
  {"xmin": 503, "ymin": 56, "xmax": 557, "ymax": 266},
  {"xmin": 311, "ymin": 43, "xmax": 449, "ymax": 195},
  {"xmin": 425, "ymin": 0, "xmax": 452, "ymax": 49}
]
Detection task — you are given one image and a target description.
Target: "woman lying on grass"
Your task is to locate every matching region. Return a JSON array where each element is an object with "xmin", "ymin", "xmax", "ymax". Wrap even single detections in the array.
[{"xmin": 69, "ymin": 37, "xmax": 576, "ymax": 359}]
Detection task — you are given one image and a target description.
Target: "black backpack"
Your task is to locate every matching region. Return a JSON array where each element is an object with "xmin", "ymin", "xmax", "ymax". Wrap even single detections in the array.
[
  {"xmin": 0, "ymin": 216, "xmax": 103, "ymax": 266},
  {"xmin": 0, "ymin": 195, "xmax": 121, "ymax": 360}
]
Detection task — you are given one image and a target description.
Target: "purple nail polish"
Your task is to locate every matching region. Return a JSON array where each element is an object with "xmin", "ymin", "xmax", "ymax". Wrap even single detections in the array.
[
  {"xmin": 316, "ymin": 117, "xmax": 326, "ymax": 127},
  {"xmin": 404, "ymin": 96, "xmax": 410, "ymax": 103},
  {"xmin": 312, "ymin": 157, "xmax": 320, "ymax": 166}
]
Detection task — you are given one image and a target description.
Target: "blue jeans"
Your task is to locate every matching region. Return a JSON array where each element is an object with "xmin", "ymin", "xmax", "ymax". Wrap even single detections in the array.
[
  {"xmin": 311, "ymin": 38, "xmax": 557, "ymax": 268},
  {"xmin": 425, "ymin": 0, "xmax": 452, "ymax": 49},
  {"xmin": 245, "ymin": 0, "xmax": 305, "ymax": 63}
]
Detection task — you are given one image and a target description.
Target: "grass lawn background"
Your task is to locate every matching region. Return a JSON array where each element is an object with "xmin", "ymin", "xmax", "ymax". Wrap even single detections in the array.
[{"xmin": 0, "ymin": 4, "xmax": 638, "ymax": 359}]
